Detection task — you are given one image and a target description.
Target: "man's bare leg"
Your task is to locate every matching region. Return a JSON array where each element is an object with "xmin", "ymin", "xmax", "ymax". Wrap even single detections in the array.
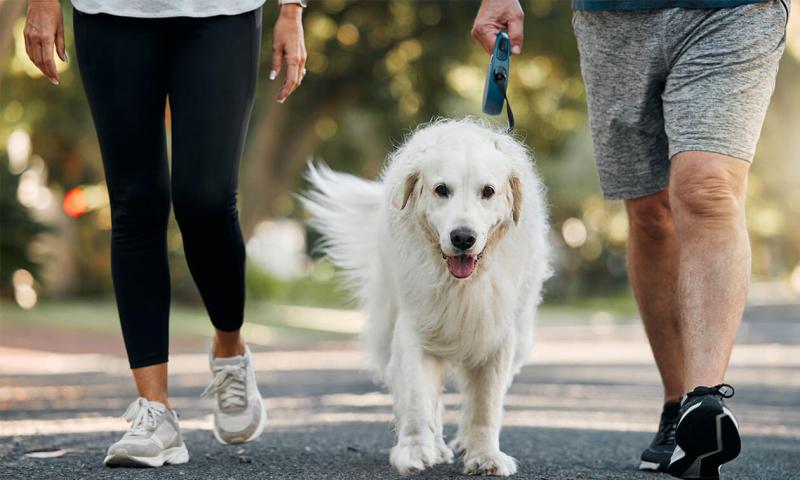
[
  {"xmin": 625, "ymin": 189, "xmax": 684, "ymax": 402},
  {"xmin": 669, "ymin": 151, "xmax": 750, "ymax": 388}
]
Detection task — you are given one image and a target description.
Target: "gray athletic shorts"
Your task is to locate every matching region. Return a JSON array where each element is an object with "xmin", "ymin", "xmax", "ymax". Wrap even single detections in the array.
[{"xmin": 573, "ymin": 0, "xmax": 789, "ymax": 200}]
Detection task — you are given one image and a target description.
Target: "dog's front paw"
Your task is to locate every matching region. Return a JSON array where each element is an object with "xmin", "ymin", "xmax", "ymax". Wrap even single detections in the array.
[
  {"xmin": 435, "ymin": 439, "xmax": 454, "ymax": 464},
  {"xmin": 448, "ymin": 436, "xmax": 467, "ymax": 456},
  {"xmin": 390, "ymin": 438, "xmax": 438, "ymax": 475},
  {"xmin": 463, "ymin": 450, "xmax": 517, "ymax": 476}
]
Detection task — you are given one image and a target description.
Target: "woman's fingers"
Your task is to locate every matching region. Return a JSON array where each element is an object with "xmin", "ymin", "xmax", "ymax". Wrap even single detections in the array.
[
  {"xmin": 24, "ymin": 1, "xmax": 65, "ymax": 85},
  {"xmin": 40, "ymin": 41, "xmax": 60, "ymax": 85},
  {"xmin": 56, "ymin": 23, "xmax": 67, "ymax": 63},
  {"xmin": 277, "ymin": 44, "xmax": 308, "ymax": 102},
  {"xmin": 29, "ymin": 39, "xmax": 43, "ymax": 71},
  {"xmin": 272, "ymin": 4, "xmax": 306, "ymax": 103},
  {"xmin": 23, "ymin": 28, "xmax": 33, "ymax": 60},
  {"xmin": 293, "ymin": 51, "xmax": 305, "ymax": 88},
  {"xmin": 270, "ymin": 45, "xmax": 282, "ymax": 81},
  {"xmin": 277, "ymin": 52, "xmax": 302, "ymax": 103}
]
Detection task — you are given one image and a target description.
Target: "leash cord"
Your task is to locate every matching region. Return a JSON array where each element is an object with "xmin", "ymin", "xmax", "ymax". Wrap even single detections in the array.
[{"xmin": 494, "ymin": 71, "xmax": 515, "ymax": 131}]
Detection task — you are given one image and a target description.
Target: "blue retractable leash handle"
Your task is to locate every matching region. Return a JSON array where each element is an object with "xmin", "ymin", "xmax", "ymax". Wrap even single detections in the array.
[{"xmin": 482, "ymin": 32, "xmax": 514, "ymax": 131}]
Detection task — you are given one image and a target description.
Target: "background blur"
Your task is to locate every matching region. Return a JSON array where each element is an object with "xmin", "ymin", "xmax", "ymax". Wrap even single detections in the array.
[{"xmin": 1, "ymin": 0, "xmax": 799, "ymax": 333}]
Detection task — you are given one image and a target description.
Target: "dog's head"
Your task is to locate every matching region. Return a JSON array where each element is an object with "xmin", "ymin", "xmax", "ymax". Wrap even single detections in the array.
[{"xmin": 391, "ymin": 119, "xmax": 528, "ymax": 280}]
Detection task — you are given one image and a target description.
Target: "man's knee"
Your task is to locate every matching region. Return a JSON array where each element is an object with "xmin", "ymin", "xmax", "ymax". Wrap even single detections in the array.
[
  {"xmin": 669, "ymin": 152, "xmax": 749, "ymax": 223},
  {"xmin": 625, "ymin": 190, "xmax": 674, "ymax": 241}
]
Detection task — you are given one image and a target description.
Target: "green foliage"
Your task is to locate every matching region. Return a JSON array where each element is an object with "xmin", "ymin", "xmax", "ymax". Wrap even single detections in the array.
[
  {"xmin": 246, "ymin": 260, "xmax": 355, "ymax": 309},
  {"xmin": 0, "ymin": 154, "xmax": 47, "ymax": 297}
]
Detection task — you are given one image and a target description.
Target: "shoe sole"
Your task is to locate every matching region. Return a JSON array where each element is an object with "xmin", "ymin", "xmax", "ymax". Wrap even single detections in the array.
[
  {"xmin": 213, "ymin": 400, "xmax": 268, "ymax": 445},
  {"xmin": 104, "ymin": 443, "xmax": 189, "ymax": 468},
  {"xmin": 639, "ymin": 460, "xmax": 666, "ymax": 472},
  {"xmin": 667, "ymin": 402, "xmax": 741, "ymax": 480}
]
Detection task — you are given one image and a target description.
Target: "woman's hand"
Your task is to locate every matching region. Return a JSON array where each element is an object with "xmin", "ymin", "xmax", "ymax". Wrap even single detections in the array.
[
  {"xmin": 271, "ymin": 4, "xmax": 307, "ymax": 103},
  {"xmin": 24, "ymin": 0, "xmax": 67, "ymax": 85}
]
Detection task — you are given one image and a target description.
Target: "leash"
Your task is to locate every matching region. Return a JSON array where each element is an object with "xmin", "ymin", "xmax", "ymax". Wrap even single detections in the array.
[
  {"xmin": 494, "ymin": 69, "xmax": 515, "ymax": 131},
  {"xmin": 482, "ymin": 32, "xmax": 515, "ymax": 132}
]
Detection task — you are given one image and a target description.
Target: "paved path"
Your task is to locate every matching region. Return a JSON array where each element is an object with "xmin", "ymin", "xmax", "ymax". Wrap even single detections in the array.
[{"xmin": 1, "ymin": 305, "xmax": 798, "ymax": 479}]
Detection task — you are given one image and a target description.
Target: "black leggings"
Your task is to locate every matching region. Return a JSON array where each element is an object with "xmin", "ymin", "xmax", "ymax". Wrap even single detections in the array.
[{"xmin": 74, "ymin": 8, "xmax": 262, "ymax": 368}]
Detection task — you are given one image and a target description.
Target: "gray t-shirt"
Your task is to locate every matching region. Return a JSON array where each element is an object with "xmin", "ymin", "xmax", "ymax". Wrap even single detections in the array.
[{"xmin": 71, "ymin": 0, "xmax": 266, "ymax": 18}]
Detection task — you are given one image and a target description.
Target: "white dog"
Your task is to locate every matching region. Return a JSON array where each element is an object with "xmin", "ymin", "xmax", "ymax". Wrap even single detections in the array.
[{"xmin": 301, "ymin": 118, "xmax": 551, "ymax": 476}]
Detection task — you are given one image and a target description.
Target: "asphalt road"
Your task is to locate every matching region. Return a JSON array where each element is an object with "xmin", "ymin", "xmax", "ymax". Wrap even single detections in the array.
[{"xmin": 1, "ymin": 304, "xmax": 799, "ymax": 480}]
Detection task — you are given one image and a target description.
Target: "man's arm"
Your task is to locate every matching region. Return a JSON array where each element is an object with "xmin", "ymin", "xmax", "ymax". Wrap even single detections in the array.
[{"xmin": 471, "ymin": 0, "xmax": 524, "ymax": 55}]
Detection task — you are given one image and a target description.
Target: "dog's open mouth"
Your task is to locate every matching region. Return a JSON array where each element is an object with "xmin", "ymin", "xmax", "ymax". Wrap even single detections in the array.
[{"xmin": 445, "ymin": 254, "xmax": 478, "ymax": 279}]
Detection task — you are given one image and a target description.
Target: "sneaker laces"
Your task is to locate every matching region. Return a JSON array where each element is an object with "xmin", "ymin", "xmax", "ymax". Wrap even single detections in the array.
[
  {"xmin": 687, "ymin": 383, "xmax": 735, "ymax": 399},
  {"xmin": 202, "ymin": 363, "xmax": 247, "ymax": 409},
  {"xmin": 657, "ymin": 411, "xmax": 677, "ymax": 445},
  {"xmin": 122, "ymin": 398, "xmax": 164, "ymax": 435}
]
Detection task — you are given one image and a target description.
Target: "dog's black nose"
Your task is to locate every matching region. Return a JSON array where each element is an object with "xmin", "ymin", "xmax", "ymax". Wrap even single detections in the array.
[{"xmin": 450, "ymin": 227, "xmax": 476, "ymax": 251}]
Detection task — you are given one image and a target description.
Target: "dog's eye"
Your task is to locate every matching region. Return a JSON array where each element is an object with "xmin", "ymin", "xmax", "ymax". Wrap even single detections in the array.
[
  {"xmin": 482, "ymin": 185, "xmax": 495, "ymax": 199},
  {"xmin": 434, "ymin": 184, "xmax": 449, "ymax": 198}
]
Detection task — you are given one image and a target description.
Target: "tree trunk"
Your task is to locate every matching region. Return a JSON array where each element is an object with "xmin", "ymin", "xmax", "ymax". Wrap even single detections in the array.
[{"xmin": 240, "ymin": 84, "xmax": 357, "ymax": 238}]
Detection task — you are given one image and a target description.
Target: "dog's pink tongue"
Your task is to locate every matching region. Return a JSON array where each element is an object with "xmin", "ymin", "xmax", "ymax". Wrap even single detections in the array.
[{"xmin": 447, "ymin": 255, "xmax": 477, "ymax": 279}]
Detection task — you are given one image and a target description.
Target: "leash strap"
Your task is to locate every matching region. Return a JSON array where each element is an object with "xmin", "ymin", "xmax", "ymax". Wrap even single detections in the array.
[
  {"xmin": 494, "ymin": 70, "xmax": 515, "ymax": 131},
  {"xmin": 500, "ymin": 83, "xmax": 514, "ymax": 131}
]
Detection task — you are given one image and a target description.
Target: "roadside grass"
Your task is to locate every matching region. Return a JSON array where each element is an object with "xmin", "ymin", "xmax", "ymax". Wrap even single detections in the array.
[
  {"xmin": 1, "ymin": 292, "xmax": 639, "ymax": 342},
  {"xmin": 0, "ymin": 299, "xmax": 358, "ymax": 343}
]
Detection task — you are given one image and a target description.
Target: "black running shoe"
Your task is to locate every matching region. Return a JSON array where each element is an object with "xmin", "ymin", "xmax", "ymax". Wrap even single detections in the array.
[
  {"xmin": 666, "ymin": 384, "xmax": 741, "ymax": 480},
  {"xmin": 640, "ymin": 400, "xmax": 680, "ymax": 472}
]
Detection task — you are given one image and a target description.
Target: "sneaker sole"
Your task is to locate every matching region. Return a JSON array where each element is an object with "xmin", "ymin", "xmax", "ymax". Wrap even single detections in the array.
[
  {"xmin": 667, "ymin": 402, "xmax": 741, "ymax": 480},
  {"xmin": 104, "ymin": 443, "xmax": 189, "ymax": 468},
  {"xmin": 212, "ymin": 400, "xmax": 268, "ymax": 445},
  {"xmin": 639, "ymin": 460, "xmax": 665, "ymax": 471}
]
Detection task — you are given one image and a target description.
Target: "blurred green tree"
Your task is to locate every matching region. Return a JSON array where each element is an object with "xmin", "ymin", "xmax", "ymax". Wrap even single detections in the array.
[{"xmin": 0, "ymin": 154, "xmax": 48, "ymax": 298}]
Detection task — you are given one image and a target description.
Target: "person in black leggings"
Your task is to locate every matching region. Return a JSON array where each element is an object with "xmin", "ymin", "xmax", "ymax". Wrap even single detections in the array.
[
  {"xmin": 24, "ymin": 0, "xmax": 308, "ymax": 463},
  {"xmin": 73, "ymin": 9, "xmax": 261, "ymax": 369}
]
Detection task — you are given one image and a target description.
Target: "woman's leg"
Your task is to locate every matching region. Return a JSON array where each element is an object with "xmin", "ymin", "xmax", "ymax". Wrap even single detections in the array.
[
  {"xmin": 167, "ymin": 9, "xmax": 267, "ymax": 445},
  {"xmin": 74, "ymin": 11, "xmax": 173, "ymax": 401},
  {"xmin": 167, "ymin": 9, "xmax": 262, "ymax": 351}
]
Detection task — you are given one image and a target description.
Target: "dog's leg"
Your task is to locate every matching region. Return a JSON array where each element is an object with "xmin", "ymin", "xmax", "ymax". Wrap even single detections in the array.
[
  {"xmin": 387, "ymin": 317, "xmax": 445, "ymax": 475},
  {"xmin": 453, "ymin": 343, "xmax": 517, "ymax": 476},
  {"xmin": 434, "ymin": 397, "xmax": 454, "ymax": 464}
]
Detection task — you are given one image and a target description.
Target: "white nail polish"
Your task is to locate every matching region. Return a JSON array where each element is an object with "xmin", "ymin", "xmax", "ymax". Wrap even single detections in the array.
[
  {"xmin": 277, "ymin": 98, "xmax": 285, "ymax": 104},
  {"xmin": 269, "ymin": 70, "xmax": 277, "ymax": 80},
  {"xmin": 50, "ymin": 78, "xmax": 59, "ymax": 86}
]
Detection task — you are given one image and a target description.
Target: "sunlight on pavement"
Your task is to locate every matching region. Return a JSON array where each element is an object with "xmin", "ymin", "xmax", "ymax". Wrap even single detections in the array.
[
  {"xmin": 1, "ymin": 340, "xmax": 798, "ymax": 376},
  {"xmin": 274, "ymin": 304, "xmax": 365, "ymax": 334},
  {"xmin": 2, "ymin": 398, "xmax": 796, "ymax": 439}
]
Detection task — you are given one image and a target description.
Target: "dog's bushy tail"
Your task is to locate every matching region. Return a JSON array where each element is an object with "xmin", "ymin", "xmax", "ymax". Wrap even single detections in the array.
[{"xmin": 300, "ymin": 161, "xmax": 382, "ymax": 302}]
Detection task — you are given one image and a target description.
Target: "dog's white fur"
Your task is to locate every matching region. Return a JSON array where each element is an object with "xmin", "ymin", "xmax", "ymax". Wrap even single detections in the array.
[{"xmin": 301, "ymin": 118, "xmax": 551, "ymax": 476}]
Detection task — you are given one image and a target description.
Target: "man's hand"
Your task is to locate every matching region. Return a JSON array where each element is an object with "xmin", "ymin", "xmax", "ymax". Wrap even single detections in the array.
[
  {"xmin": 471, "ymin": 0, "xmax": 524, "ymax": 55},
  {"xmin": 24, "ymin": 0, "xmax": 67, "ymax": 85},
  {"xmin": 271, "ymin": 4, "xmax": 307, "ymax": 103}
]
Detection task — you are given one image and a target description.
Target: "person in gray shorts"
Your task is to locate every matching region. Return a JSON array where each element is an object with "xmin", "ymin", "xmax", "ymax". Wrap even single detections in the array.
[{"xmin": 471, "ymin": 0, "xmax": 789, "ymax": 478}]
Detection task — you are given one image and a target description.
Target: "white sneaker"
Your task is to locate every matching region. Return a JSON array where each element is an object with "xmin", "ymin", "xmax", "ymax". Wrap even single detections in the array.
[
  {"xmin": 104, "ymin": 398, "xmax": 189, "ymax": 467},
  {"xmin": 202, "ymin": 345, "xmax": 267, "ymax": 444}
]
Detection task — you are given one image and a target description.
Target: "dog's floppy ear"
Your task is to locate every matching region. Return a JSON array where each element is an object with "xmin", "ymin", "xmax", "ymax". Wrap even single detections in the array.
[
  {"xmin": 509, "ymin": 174, "xmax": 522, "ymax": 225},
  {"xmin": 399, "ymin": 171, "xmax": 419, "ymax": 210},
  {"xmin": 392, "ymin": 171, "xmax": 419, "ymax": 210}
]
